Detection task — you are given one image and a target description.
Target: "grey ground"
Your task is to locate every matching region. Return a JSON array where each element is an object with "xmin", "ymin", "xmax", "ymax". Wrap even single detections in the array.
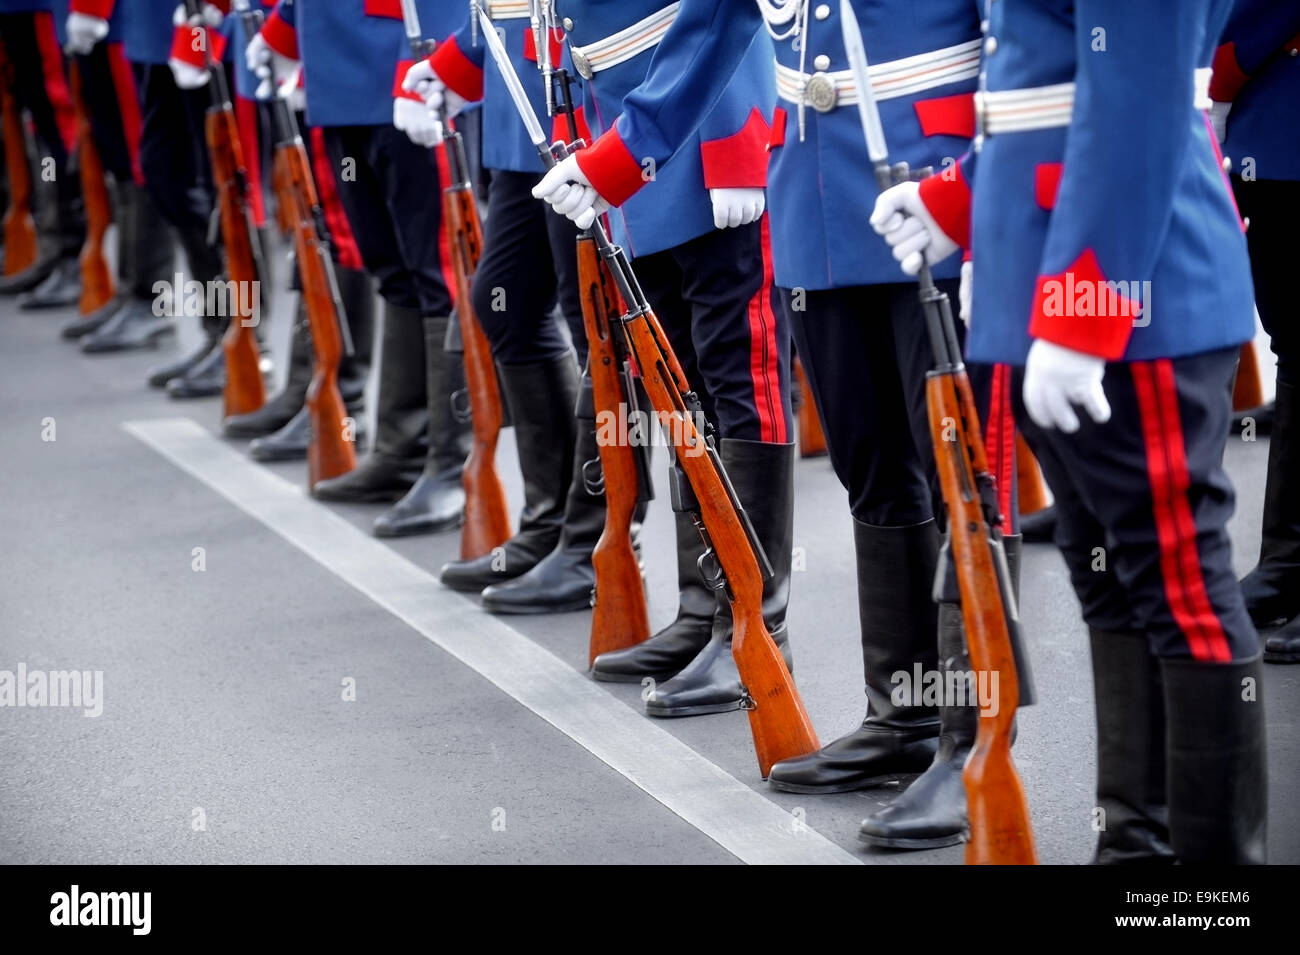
[{"xmin": 1, "ymin": 265, "xmax": 1295, "ymax": 865}]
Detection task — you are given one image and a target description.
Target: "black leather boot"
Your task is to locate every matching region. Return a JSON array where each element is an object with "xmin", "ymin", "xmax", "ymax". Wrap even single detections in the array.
[
  {"xmin": 372, "ymin": 314, "xmax": 470, "ymax": 536},
  {"xmin": 1086, "ymin": 629, "xmax": 1176, "ymax": 864},
  {"xmin": 335, "ymin": 265, "xmax": 376, "ymax": 411},
  {"xmin": 167, "ymin": 335, "xmax": 227, "ymax": 398},
  {"xmin": 857, "ymin": 534, "xmax": 1023, "ymax": 846},
  {"xmin": 1240, "ymin": 379, "xmax": 1300, "ymax": 627},
  {"xmin": 146, "ymin": 223, "xmax": 224, "ymax": 388},
  {"xmin": 224, "ymin": 303, "xmax": 312, "ymax": 438},
  {"xmin": 439, "ymin": 352, "xmax": 579, "ymax": 592},
  {"xmin": 768, "ymin": 519, "xmax": 942, "ymax": 793},
  {"xmin": 591, "ymin": 507, "xmax": 717, "ymax": 682},
  {"xmin": 480, "ymin": 387, "xmax": 605, "ymax": 612},
  {"xmin": 0, "ymin": 253, "xmax": 55, "ymax": 295},
  {"xmin": 1162, "ymin": 654, "xmax": 1267, "ymax": 864},
  {"xmin": 644, "ymin": 439, "xmax": 795, "ymax": 717},
  {"xmin": 858, "ymin": 603, "xmax": 974, "ymax": 848},
  {"xmin": 248, "ymin": 405, "xmax": 307, "ymax": 461},
  {"xmin": 312, "ymin": 302, "xmax": 428, "ymax": 502},
  {"xmin": 18, "ymin": 255, "xmax": 80, "ymax": 309},
  {"xmin": 1264, "ymin": 613, "xmax": 1300, "ymax": 663},
  {"xmin": 80, "ymin": 295, "xmax": 177, "ymax": 353},
  {"xmin": 1020, "ymin": 504, "xmax": 1057, "ymax": 544}
]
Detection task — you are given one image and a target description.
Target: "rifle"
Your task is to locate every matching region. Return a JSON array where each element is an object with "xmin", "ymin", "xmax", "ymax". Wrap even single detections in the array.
[
  {"xmin": 548, "ymin": 74, "xmax": 653, "ymax": 667},
  {"xmin": 0, "ymin": 46, "xmax": 38, "ymax": 277},
  {"xmin": 480, "ymin": 13, "xmax": 818, "ymax": 777},
  {"xmin": 68, "ymin": 61, "xmax": 115, "ymax": 315},
  {"xmin": 183, "ymin": 0, "xmax": 265, "ymax": 417},
  {"xmin": 793, "ymin": 357, "xmax": 827, "ymax": 458},
  {"xmin": 399, "ymin": 0, "xmax": 511, "ymax": 560},
  {"xmin": 842, "ymin": 0, "xmax": 1036, "ymax": 864},
  {"xmin": 234, "ymin": 0, "xmax": 356, "ymax": 486}
]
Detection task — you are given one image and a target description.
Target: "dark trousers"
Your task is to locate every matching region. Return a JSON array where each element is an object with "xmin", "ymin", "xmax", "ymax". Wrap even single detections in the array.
[
  {"xmin": 1015, "ymin": 347, "xmax": 1257, "ymax": 661},
  {"xmin": 635, "ymin": 217, "xmax": 791, "ymax": 443},
  {"xmin": 0, "ymin": 11, "xmax": 82, "ymax": 255},
  {"xmin": 784, "ymin": 281, "xmax": 1009, "ymax": 528},
  {"xmin": 1233, "ymin": 175, "xmax": 1299, "ymax": 385},
  {"xmin": 471, "ymin": 169, "xmax": 583, "ymax": 366},
  {"xmin": 322, "ymin": 123, "xmax": 451, "ymax": 316},
  {"xmin": 75, "ymin": 42, "xmax": 138, "ymax": 184},
  {"xmin": 136, "ymin": 62, "xmax": 213, "ymax": 234}
]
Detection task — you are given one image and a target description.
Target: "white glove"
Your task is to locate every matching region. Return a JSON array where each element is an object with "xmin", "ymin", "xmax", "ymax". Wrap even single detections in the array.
[
  {"xmin": 958, "ymin": 258, "xmax": 973, "ymax": 326},
  {"xmin": 406, "ymin": 66, "xmax": 467, "ymax": 122},
  {"xmin": 533, "ymin": 153, "xmax": 609, "ymax": 230},
  {"xmin": 168, "ymin": 60, "xmax": 210, "ymax": 89},
  {"xmin": 65, "ymin": 13, "xmax": 109, "ymax": 54},
  {"xmin": 1022, "ymin": 339, "xmax": 1112, "ymax": 434},
  {"xmin": 174, "ymin": 2, "xmax": 223, "ymax": 29},
  {"xmin": 246, "ymin": 32, "xmax": 299, "ymax": 88},
  {"xmin": 709, "ymin": 187, "xmax": 765, "ymax": 229},
  {"xmin": 1208, "ymin": 100, "xmax": 1232, "ymax": 144},
  {"xmin": 870, "ymin": 180, "xmax": 959, "ymax": 275},
  {"xmin": 394, "ymin": 97, "xmax": 442, "ymax": 148}
]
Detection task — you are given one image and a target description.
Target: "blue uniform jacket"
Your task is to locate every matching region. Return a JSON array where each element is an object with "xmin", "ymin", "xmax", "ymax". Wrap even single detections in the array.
[
  {"xmin": 425, "ymin": 5, "xmax": 551, "ymax": 176},
  {"xmin": 263, "ymin": 0, "xmax": 458, "ymax": 128},
  {"xmin": 552, "ymin": 0, "xmax": 777, "ymax": 259},
  {"xmin": 912, "ymin": 0, "xmax": 1254, "ymax": 366},
  {"xmin": 1211, "ymin": 0, "xmax": 1300, "ymax": 183},
  {"xmin": 568, "ymin": 0, "xmax": 979, "ymax": 283}
]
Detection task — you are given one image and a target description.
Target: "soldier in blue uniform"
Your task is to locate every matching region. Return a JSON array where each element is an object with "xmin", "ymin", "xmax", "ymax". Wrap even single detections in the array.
[
  {"xmin": 0, "ymin": 0, "xmax": 85, "ymax": 304},
  {"xmin": 60, "ymin": 0, "xmax": 177, "ymax": 347},
  {"xmin": 1209, "ymin": 0, "xmax": 1300, "ymax": 665},
  {"xmin": 525, "ymin": 1, "xmax": 797, "ymax": 720},
  {"xmin": 875, "ymin": 0, "xmax": 1267, "ymax": 862},
  {"xmin": 254, "ymin": 0, "xmax": 470, "ymax": 538},
  {"xmin": 400, "ymin": 2, "xmax": 608, "ymax": 596},
  {"xmin": 534, "ymin": 0, "xmax": 1017, "ymax": 851}
]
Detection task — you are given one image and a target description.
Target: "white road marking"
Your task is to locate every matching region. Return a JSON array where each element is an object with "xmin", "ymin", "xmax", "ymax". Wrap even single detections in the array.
[{"xmin": 125, "ymin": 417, "xmax": 861, "ymax": 866}]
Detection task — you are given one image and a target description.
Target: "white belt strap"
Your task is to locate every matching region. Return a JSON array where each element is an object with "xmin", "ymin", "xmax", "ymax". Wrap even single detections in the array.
[
  {"xmin": 485, "ymin": 0, "xmax": 531, "ymax": 19},
  {"xmin": 774, "ymin": 38, "xmax": 982, "ymax": 112},
  {"xmin": 570, "ymin": 3, "xmax": 680, "ymax": 77},
  {"xmin": 979, "ymin": 71, "xmax": 1216, "ymax": 136}
]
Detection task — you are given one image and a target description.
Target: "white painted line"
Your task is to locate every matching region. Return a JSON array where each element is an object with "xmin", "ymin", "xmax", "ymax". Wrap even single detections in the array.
[{"xmin": 125, "ymin": 417, "xmax": 861, "ymax": 866}]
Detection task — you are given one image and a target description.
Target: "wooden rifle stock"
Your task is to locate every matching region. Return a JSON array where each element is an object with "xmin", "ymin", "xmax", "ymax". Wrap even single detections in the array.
[
  {"xmin": 205, "ymin": 102, "xmax": 265, "ymax": 417},
  {"xmin": 1, "ymin": 50, "xmax": 37, "ymax": 277},
  {"xmin": 69, "ymin": 62, "xmax": 114, "ymax": 314},
  {"xmin": 273, "ymin": 131, "xmax": 356, "ymax": 485},
  {"xmin": 794, "ymin": 357, "xmax": 827, "ymax": 458},
  {"xmin": 618, "ymin": 292, "xmax": 818, "ymax": 778},
  {"xmin": 1232, "ymin": 340, "xmax": 1265, "ymax": 413},
  {"xmin": 1015, "ymin": 432, "xmax": 1051, "ymax": 517},
  {"xmin": 916, "ymin": 274, "xmax": 1036, "ymax": 863},
  {"xmin": 576, "ymin": 235, "xmax": 650, "ymax": 667},
  {"xmin": 441, "ymin": 131, "xmax": 511, "ymax": 560}
]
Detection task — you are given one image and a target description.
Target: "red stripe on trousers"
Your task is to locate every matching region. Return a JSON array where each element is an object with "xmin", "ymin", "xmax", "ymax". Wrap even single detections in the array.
[
  {"xmin": 1132, "ymin": 360, "xmax": 1232, "ymax": 662},
  {"xmin": 983, "ymin": 363, "xmax": 1014, "ymax": 527},
  {"xmin": 308, "ymin": 126, "xmax": 363, "ymax": 271},
  {"xmin": 431, "ymin": 140, "xmax": 458, "ymax": 308},
  {"xmin": 235, "ymin": 96, "xmax": 266, "ymax": 227},
  {"xmin": 106, "ymin": 43, "xmax": 145, "ymax": 186},
  {"xmin": 34, "ymin": 12, "xmax": 76, "ymax": 154},
  {"xmin": 745, "ymin": 214, "xmax": 785, "ymax": 443}
]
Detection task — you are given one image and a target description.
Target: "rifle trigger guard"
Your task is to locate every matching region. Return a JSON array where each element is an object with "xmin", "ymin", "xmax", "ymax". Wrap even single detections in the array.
[
  {"xmin": 696, "ymin": 548, "xmax": 726, "ymax": 592},
  {"xmin": 581, "ymin": 456, "xmax": 604, "ymax": 496},
  {"xmin": 449, "ymin": 388, "xmax": 472, "ymax": 424}
]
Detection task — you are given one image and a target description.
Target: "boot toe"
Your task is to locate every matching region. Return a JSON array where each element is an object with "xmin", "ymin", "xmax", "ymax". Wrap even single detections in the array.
[
  {"xmin": 480, "ymin": 550, "xmax": 593, "ymax": 615},
  {"xmin": 767, "ymin": 727, "xmax": 939, "ymax": 794},
  {"xmin": 1264, "ymin": 617, "xmax": 1300, "ymax": 663},
  {"xmin": 856, "ymin": 761, "xmax": 968, "ymax": 849},
  {"xmin": 372, "ymin": 475, "xmax": 464, "ymax": 537}
]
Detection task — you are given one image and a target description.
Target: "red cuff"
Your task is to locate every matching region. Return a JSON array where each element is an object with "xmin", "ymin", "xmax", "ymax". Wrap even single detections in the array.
[
  {"xmin": 260, "ymin": 8, "xmax": 298, "ymax": 59},
  {"xmin": 700, "ymin": 107, "xmax": 770, "ymax": 189},
  {"xmin": 429, "ymin": 35, "xmax": 483, "ymax": 103},
  {"xmin": 524, "ymin": 25, "xmax": 563, "ymax": 65},
  {"xmin": 1028, "ymin": 249, "xmax": 1140, "ymax": 360},
  {"xmin": 393, "ymin": 59, "xmax": 421, "ymax": 101},
  {"xmin": 552, "ymin": 105, "xmax": 592, "ymax": 146},
  {"xmin": 574, "ymin": 125, "xmax": 648, "ymax": 208},
  {"xmin": 913, "ymin": 92, "xmax": 975, "ymax": 139},
  {"xmin": 917, "ymin": 161, "xmax": 971, "ymax": 250},
  {"xmin": 169, "ymin": 24, "xmax": 228, "ymax": 68},
  {"xmin": 1208, "ymin": 41, "xmax": 1249, "ymax": 103},
  {"xmin": 363, "ymin": 0, "xmax": 402, "ymax": 18},
  {"xmin": 70, "ymin": 0, "xmax": 115, "ymax": 17}
]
